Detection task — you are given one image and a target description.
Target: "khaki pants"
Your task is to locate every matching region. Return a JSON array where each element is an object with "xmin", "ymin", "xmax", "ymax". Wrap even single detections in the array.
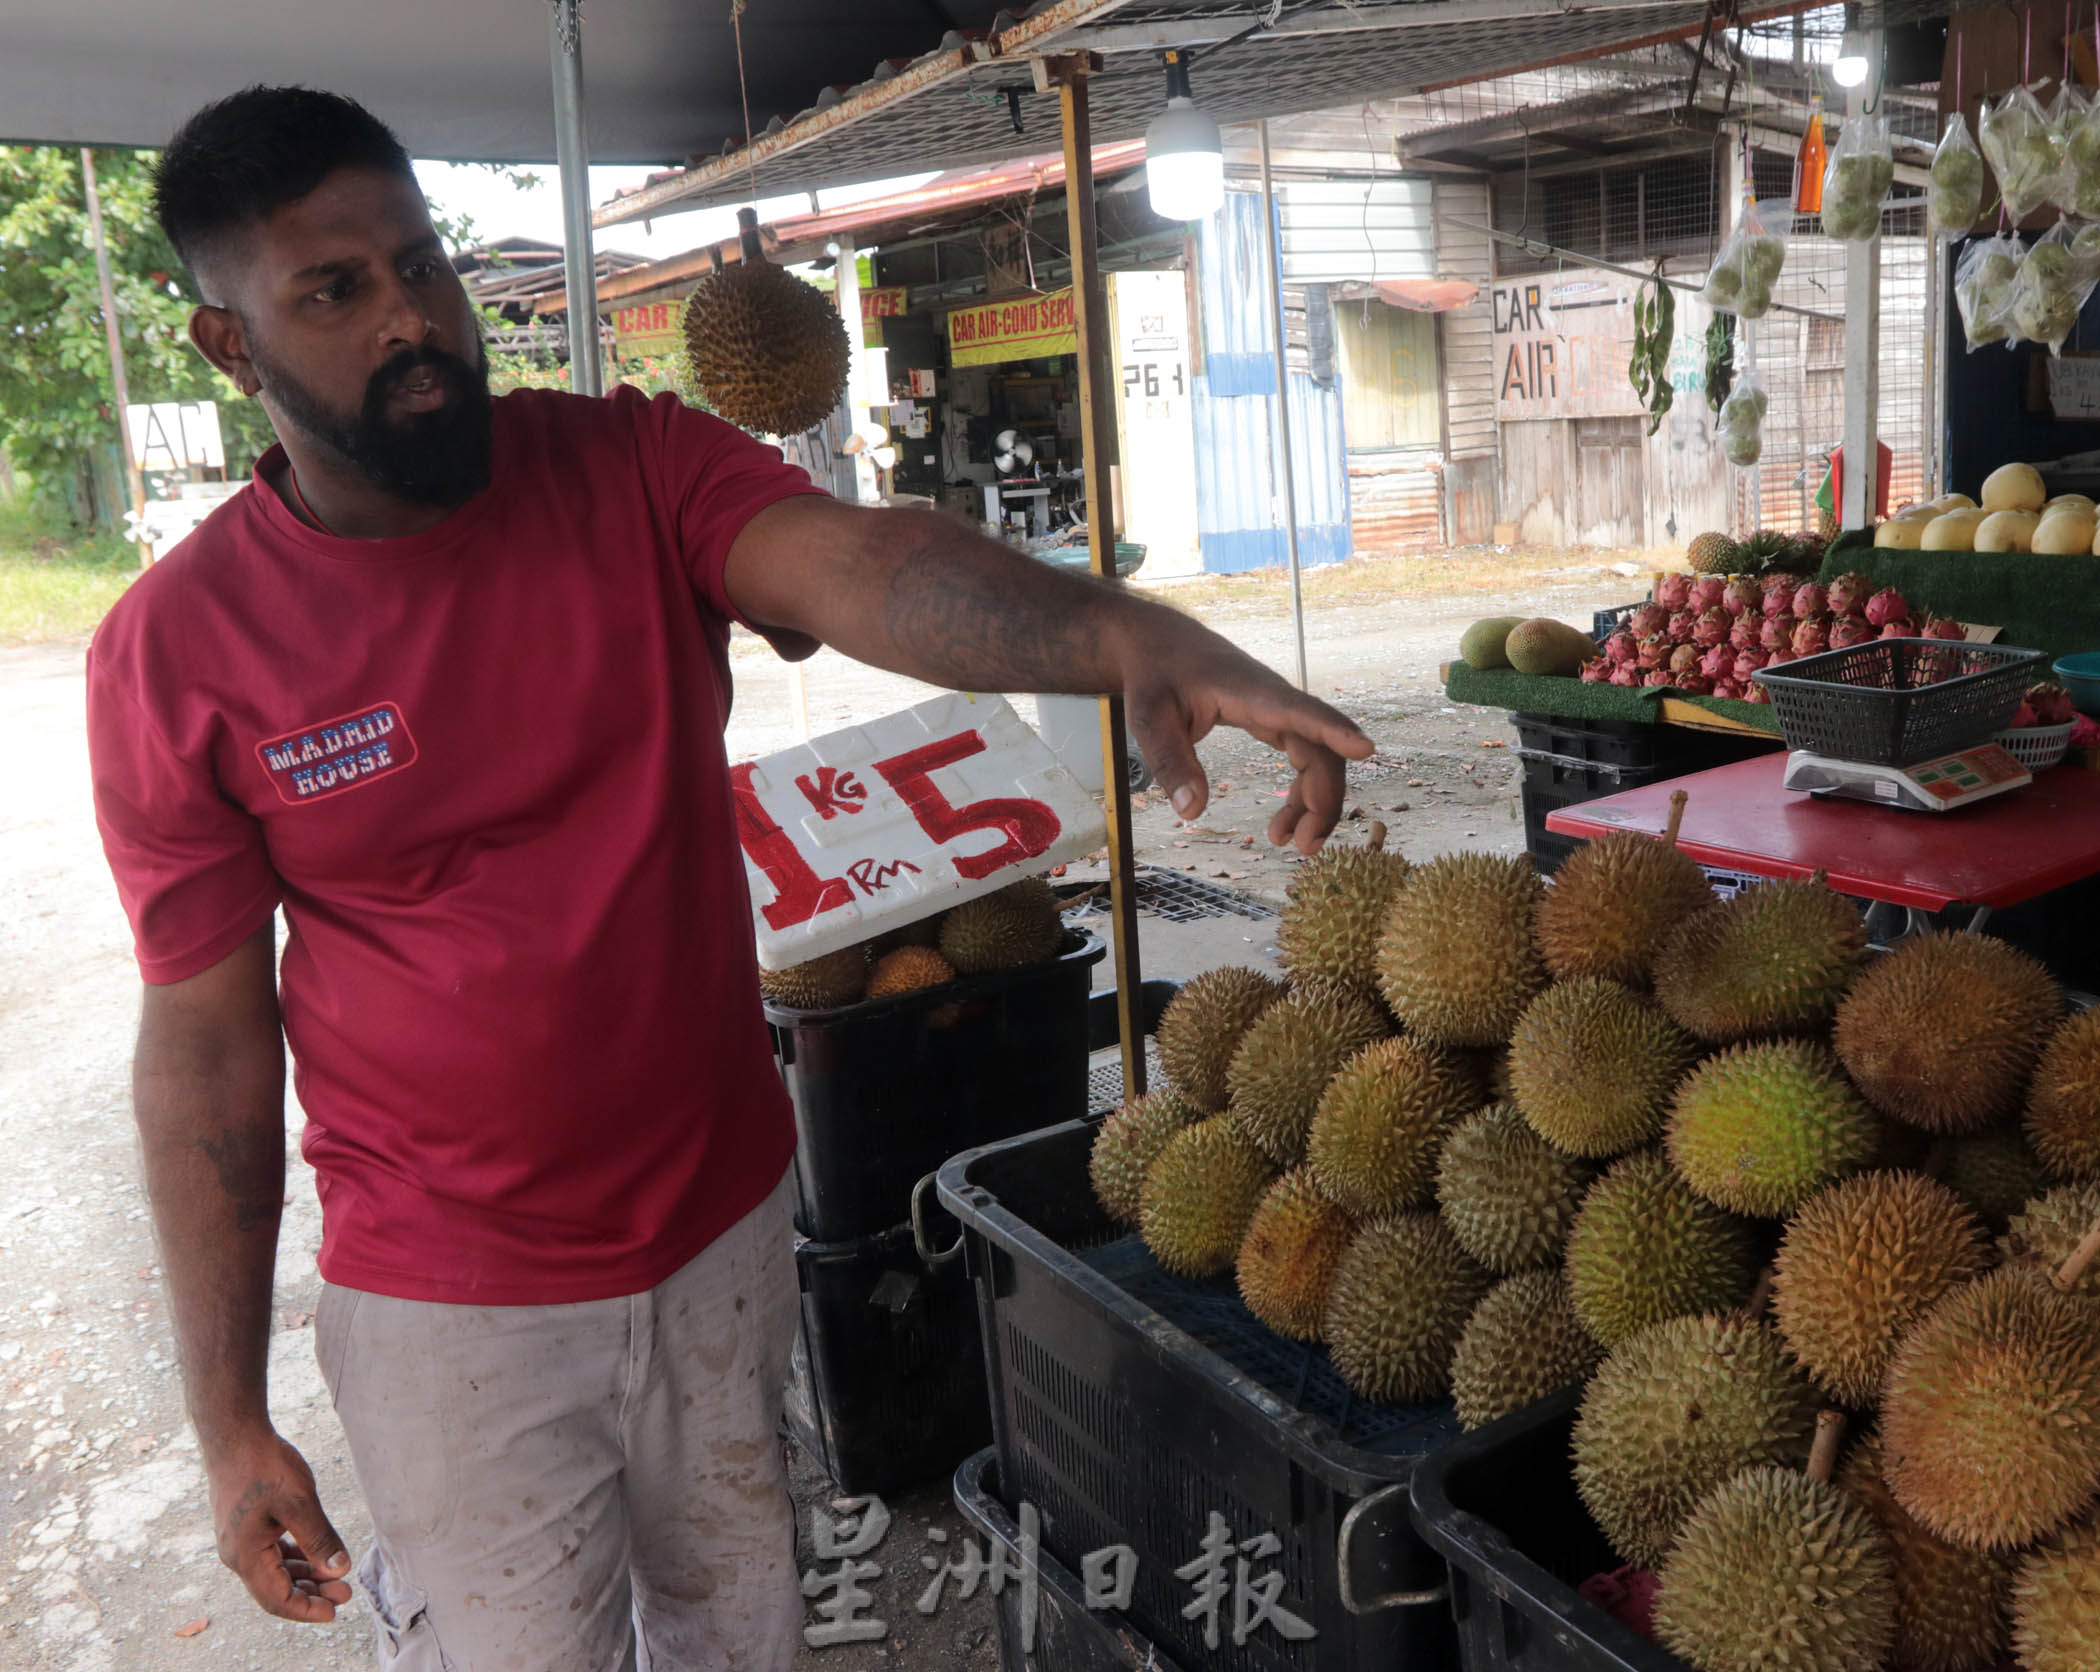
[{"xmin": 315, "ymin": 1167, "xmax": 800, "ymax": 1672}]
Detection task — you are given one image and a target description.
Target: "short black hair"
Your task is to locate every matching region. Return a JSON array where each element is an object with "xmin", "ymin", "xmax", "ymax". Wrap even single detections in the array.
[{"xmin": 155, "ymin": 86, "xmax": 416, "ymax": 285}]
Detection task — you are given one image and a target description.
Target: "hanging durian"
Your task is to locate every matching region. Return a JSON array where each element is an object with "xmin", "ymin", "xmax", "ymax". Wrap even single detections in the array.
[{"xmin": 681, "ymin": 207, "xmax": 851, "ymax": 437}]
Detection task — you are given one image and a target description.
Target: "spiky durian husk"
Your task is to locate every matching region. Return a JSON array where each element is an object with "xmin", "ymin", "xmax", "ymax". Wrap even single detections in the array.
[
  {"xmin": 1435, "ymin": 1103, "xmax": 1591, "ymax": 1274},
  {"xmin": 1090, "ymin": 1089, "xmax": 1203, "ymax": 1225},
  {"xmin": 1771, "ymin": 1171, "xmax": 1990, "ymax": 1406},
  {"xmin": 1235, "ymin": 1168, "xmax": 1355, "ymax": 1341},
  {"xmin": 2001, "ymin": 1180, "xmax": 2100, "ymax": 1298},
  {"xmin": 1833, "ymin": 932, "xmax": 2061, "ymax": 1134},
  {"xmin": 937, "ymin": 877, "xmax": 1064, "ymax": 975},
  {"xmin": 1666, "ymin": 1040, "xmax": 1879, "ymax": 1218},
  {"xmin": 2013, "ymin": 1512, "xmax": 2100, "ymax": 1672},
  {"xmin": 1277, "ymin": 840, "xmax": 1411, "ymax": 992},
  {"xmin": 1882, "ymin": 1269, "xmax": 2100, "ymax": 1551},
  {"xmin": 1654, "ymin": 1466, "xmax": 1896, "ymax": 1672},
  {"xmin": 1926, "ymin": 1126, "xmax": 2052, "ymax": 1234},
  {"xmin": 1506, "ymin": 978, "xmax": 1698, "ymax": 1159},
  {"xmin": 1138, "ymin": 1115, "xmax": 1276, "ymax": 1278},
  {"xmin": 1840, "ymin": 1430, "xmax": 2013, "ymax": 1672},
  {"xmin": 1534, "ymin": 831, "xmax": 1716, "ymax": 988},
  {"xmin": 1652, "ymin": 877, "xmax": 1867, "ymax": 1042},
  {"xmin": 682, "ymin": 256, "xmax": 851, "ymax": 437},
  {"xmin": 1155, "ymin": 966, "xmax": 1287, "ymax": 1113},
  {"xmin": 757, "ymin": 945, "xmax": 869, "ymax": 1009},
  {"xmin": 1449, "ymin": 1271, "xmax": 1601, "ymax": 1431},
  {"xmin": 865, "ymin": 945, "xmax": 956, "ymax": 999},
  {"xmin": 1226, "ymin": 984, "xmax": 1391, "ymax": 1167},
  {"xmin": 1572, "ymin": 1314, "xmax": 1817, "ymax": 1569},
  {"xmin": 2026, "ymin": 1008, "xmax": 2100, "ymax": 1181},
  {"xmin": 1564, "ymin": 1149, "xmax": 1758, "ymax": 1348},
  {"xmin": 1303, "ymin": 1036, "xmax": 1474, "ymax": 1216},
  {"xmin": 1321, "ymin": 1212, "xmax": 1489, "ymax": 1403},
  {"xmin": 1374, "ymin": 854, "xmax": 1546, "ymax": 1047}
]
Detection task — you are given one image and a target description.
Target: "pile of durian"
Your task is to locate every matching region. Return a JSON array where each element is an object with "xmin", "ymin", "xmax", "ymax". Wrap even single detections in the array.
[
  {"xmin": 758, "ymin": 877, "xmax": 1065, "ymax": 1009},
  {"xmin": 1089, "ymin": 807, "xmax": 2100, "ymax": 1672}
]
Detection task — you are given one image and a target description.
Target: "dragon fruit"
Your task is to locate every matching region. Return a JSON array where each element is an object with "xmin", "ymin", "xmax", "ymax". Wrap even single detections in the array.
[
  {"xmin": 1643, "ymin": 669, "xmax": 1678, "ymax": 688},
  {"xmin": 1922, "ymin": 614, "xmax": 1966, "ymax": 641},
  {"xmin": 1677, "ymin": 674, "xmax": 1715, "ymax": 696},
  {"xmin": 1692, "ymin": 608, "xmax": 1731, "ymax": 648},
  {"xmin": 1700, "ymin": 644, "xmax": 1736, "ymax": 681},
  {"xmin": 1759, "ymin": 615, "xmax": 1793, "ymax": 653},
  {"xmin": 1637, "ymin": 633, "xmax": 1671, "ymax": 671},
  {"xmin": 1723, "ymin": 577, "xmax": 1763, "ymax": 617},
  {"xmin": 1670, "ymin": 644, "xmax": 1704, "ymax": 676},
  {"xmin": 2029, "ymin": 682, "xmax": 2077, "ymax": 725},
  {"xmin": 1629, "ymin": 603, "xmax": 1669, "ymax": 638},
  {"xmin": 1744, "ymin": 682, "xmax": 1772, "ymax": 704},
  {"xmin": 1655, "ymin": 573, "xmax": 1693, "ymax": 611},
  {"xmin": 1610, "ymin": 663, "xmax": 1642, "ymax": 688},
  {"xmin": 1579, "ymin": 658, "xmax": 1611, "ymax": 683},
  {"xmin": 1765, "ymin": 643, "xmax": 1794, "ymax": 666},
  {"xmin": 1668, "ymin": 609, "xmax": 1699, "ymax": 641},
  {"xmin": 1791, "ymin": 615, "xmax": 1831, "ymax": 657},
  {"xmin": 1825, "ymin": 571, "xmax": 1874, "ymax": 615},
  {"xmin": 2009, "ymin": 702, "xmax": 2039, "ymax": 729},
  {"xmin": 1712, "ymin": 677, "xmax": 1745, "ymax": 700},
  {"xmin": 1605, "ymin": 629, "xmax": 1640, "ymax": 666},
  {"xmin": 1792, "ymin": 581, "xmax": 1828, "ymax": 617},
  {"xmin": 1729, "ymin": 615, "xmax": 1761, "ymax": 652},
  {"xmin": 1734, "ymin": 648, "xmax": 1770, "ymax": 680},
  {"xmin": 1878, "ymin": 620, "xmax": 1915, "ymax": 640},
  {"xmin": 1689, "ymin": 574, "xmax": 1728, "ymax": 612},
  {"xmin": 1864, "ymin": 586, "xmax": 1910, "ymax": 628},
  {"xmin": 1829, "ymin": 614, "xmax": 1877, "ymax": 650}
]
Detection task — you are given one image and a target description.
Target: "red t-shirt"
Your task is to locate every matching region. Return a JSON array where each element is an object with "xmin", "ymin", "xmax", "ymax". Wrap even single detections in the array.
[{"xmin": 87, "ymin": 386, "xmax": 820, "ymax": 1305}]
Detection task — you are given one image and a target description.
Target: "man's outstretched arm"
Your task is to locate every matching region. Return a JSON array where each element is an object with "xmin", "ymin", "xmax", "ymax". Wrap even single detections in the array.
[
  {"xmin": 722, "ymin": 497, "xmax": 1372, "ymax": 852},
  {"xmin": 134, "ymin": 925, "xmax": 352, "ymax": 1622}
]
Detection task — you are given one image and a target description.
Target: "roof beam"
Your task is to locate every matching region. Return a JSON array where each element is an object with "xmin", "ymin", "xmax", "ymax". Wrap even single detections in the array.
[{"xmin": 1048, "ymin": 0, "xmax": 1710, "ymax": 54}]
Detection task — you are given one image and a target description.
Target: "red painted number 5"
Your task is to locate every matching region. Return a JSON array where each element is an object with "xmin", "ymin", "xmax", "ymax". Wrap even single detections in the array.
[{"xmin": 873, "ymin": 730, "xmax": 1062, "ymax": 881}]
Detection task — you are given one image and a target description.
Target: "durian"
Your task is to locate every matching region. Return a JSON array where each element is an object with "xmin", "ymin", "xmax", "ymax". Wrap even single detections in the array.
[
  {"xmin": 1506, "ymin": 978, "xmax": 1698, "ymax": 1158},
  {"xmin": 1666, "ymin": 1040, "xmax": 1879, "ymax": 1217},
  {"xmin": 1374, "ymin": 854, "xmax": 1546, "ymax": 1047},
  {"xmin": 1840, "ymin": 1429, "xmax": 2012, "ymax": 1672},
  {"xmin": 1564, "ymin": 1149, "xmax": 1758, "ymax": 1348},
  {"xmin": 1926, "ymin": 1126, "xmax": 2052, "ymax": 1233},
  {"xmin": 2012, "ymin": 1512, "xmax": 2100, "ymax": 1672},
  {"xmin": 1572, "ymin": 1313, "xmax": 1817, "ymax": 1568},
  {"xmin": 1235, "ymin": 1168, "xmax": 1355, "ymax": 1341},
  {"xmin": 1227, "ymin": 984, "xmax": 1391, "ymax": 1167},
  {"xmin": 2026, "ymin": 1008, "xmax": 2100, "ymax": 1181},
  {"xmin": 1653, "ymin": 1466, "xmax": 1896, "ymax": 1672},
  {"xmin": 864, "ymin": 945, "xmax": 956, "ymax": 999},
  {"xmin": 1138, "ymin": 1116, "xmax": 1276, "ymax": 1278},
  {"xmin": 1833, "ymin": 932, "xmax": 2061, "ymax": 1133},
  {"xmin": 1090, "ymin": 1089, "xmax": 1202, "ymax": 1225},
  {"xmin": 1881, "ymin": 1267, "xmax": 2100, "ymax": 1550},
  {"xmin": 937, "ymin": 877, "xmax": 1065, "ymax": 974},
  {"xmin": 681, "ymin": 208, "xmax": 852, "ymax": 437},
  {"xmin": 1303, "ymin": 1036, "xmax": 1473, "ymax": 1215},
  {"xmin": 1450, "ymin": 1271, "xmax": 1601, "ymax": 1431},
  {"xmin": 1435, "ymin": 1103, "xmax": 1591, "ymax": 1274},
  {"xmin": 1652, "ymin": 876, "xmax": 1867, "ymax": 1042},
  {"xmin": 757, "ymin": 945, "xmax": 868, "ymax": 1009},
  {"xmin": 1771, "ymin": 1171, "xmax": 1991, "ymax": 1405},
  {"xmin": 1276, "ymin": 822, "xmax": 1411, "ymax": 992},
  {"xmin": 1534, "ymin": 792, "xmax": 1715, "ymax": 987},
  {"xmin": 2002, "ymin": 1181, "xmax": 2100, "ymax": 1297},
  {"xmin": 1155, "ymin": 966, "xmax": 1286, "ymax": 1112},
  {"xmin": 1322, "ymin": 1212, "xmax": 1489, "ymax": 1402}
]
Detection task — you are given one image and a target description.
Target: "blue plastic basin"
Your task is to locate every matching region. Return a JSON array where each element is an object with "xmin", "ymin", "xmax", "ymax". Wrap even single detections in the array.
[{"xmin": 2054, "ymin": 652, "xmax": 2100, "ymax": 716}]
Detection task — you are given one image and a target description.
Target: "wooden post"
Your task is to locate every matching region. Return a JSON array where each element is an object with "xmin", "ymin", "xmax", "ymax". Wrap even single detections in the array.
[
  {"xmin": 81, "ymin": 148, "xmax": 150, "ymax": 566},
  {"xmin": 1053, "ymin": 56, "xmax": 1147, "ymax": 1100},
  {"xmin": 1840, "ymin": 49, "xmax": 1883, "ymax": 530}
]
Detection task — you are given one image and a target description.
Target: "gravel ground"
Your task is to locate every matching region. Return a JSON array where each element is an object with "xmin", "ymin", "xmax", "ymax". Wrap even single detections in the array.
[{"xmin": 0, "ymin": 545, "xmax": 1642, "ymax": 1671}]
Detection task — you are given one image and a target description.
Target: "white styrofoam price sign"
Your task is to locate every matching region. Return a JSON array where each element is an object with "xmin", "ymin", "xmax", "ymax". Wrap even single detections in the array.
[{"xmin": 733, "ymin": 693, "xmax": 1108, "ymax": 970}]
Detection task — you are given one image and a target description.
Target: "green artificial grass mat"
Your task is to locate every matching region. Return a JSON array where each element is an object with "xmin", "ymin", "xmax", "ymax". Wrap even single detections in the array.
[{"xmin": 1444, "ymin": 661, "xmax": 1784, "ymax": 733}]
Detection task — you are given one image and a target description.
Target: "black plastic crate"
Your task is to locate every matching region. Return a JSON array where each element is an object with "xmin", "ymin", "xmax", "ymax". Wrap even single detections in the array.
[
  {"xmin": 1511, "ymin": 714, "xmax": 1662, "ymax": 772},
  {"xmin": 1410, "ymin": 1388, "xmax": 1685, "ymax": 1672},
  {"xmin": 783, "ymin": 1220, "xmax": 992, "ymax": 1499},
  {"xmin": 1752, "ymin": 639, "xmax": 2048, "ymax": 766},
  {"xmin": 938, "ymin": 1121, "xmax": 1461, "ymax": 1672},
  {"xmin": 768, "ymin": 930, "xmax": 1107, "ymax": 1240},
  {"xmin": 953, "ymin": 1447, "xmax": 1188, "ymax": 1672},
  {"xmin": 1591, "ymin": 601, "xmax": 1643, "ymax": 642}
]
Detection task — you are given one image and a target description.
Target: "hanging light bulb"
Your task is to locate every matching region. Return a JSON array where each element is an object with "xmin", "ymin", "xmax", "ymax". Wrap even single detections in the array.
[
  {"xmin": 1145, "ymin": 50, "xmax": 1225, "ymax": 222},
  {"xmin": 1833, "ymin": 4, "xmax": 1872, "ymax": 88}
]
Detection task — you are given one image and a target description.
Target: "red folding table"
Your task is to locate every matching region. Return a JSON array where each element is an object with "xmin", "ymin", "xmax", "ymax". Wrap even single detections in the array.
[{"xmin": 1544, "ymin": 753, "xmax": 2100, "ymax": 913}]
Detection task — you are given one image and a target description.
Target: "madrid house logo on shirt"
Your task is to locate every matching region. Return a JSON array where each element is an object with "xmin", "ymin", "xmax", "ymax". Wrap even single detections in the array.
[{"xmin": 255, "ymin": 702, "xmax": 418, "ymax": 805}]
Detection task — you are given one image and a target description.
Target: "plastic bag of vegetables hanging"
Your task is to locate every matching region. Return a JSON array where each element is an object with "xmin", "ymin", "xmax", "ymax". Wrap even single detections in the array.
[
  {"xmin": 1718, "ymin": 373, "xmax": 1767, "ymax": 468},
  {"xmin": 1821, "ymin": 110, "xmax": 1894, "ymax": 241},
  {"xmin": 1980, "ymin": 85, "xmax": 2063, "ymax": 223},
  {"xmin": 2060, "ymin": 86, "xmax": 2100, "ymax": 216},
  {"xmin": 1955, "ymin": 232, "xmax": 2025, "ymax": 348},
  {"xmin": 1701, "ymin": 199, "xmax": 1786, "ymax": 319},
  {"xmin": 2005, "ymin": 220, "xmax": 2095, "ymax": 354},
  {"xmin": 1929, "ymin": 111, "xmax": 1986, "ymax": 232}
]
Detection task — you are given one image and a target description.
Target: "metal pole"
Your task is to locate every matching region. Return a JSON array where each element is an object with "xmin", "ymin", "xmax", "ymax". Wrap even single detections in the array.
[
  {"xmin": 1057, "ymin": 60, "xmax": 1146, "ymax": 1101},
  {"xmin": 1840, "ymin": 49, "xmax": 1883, "ymax": 529},
  {"xmin": 81, "ymin": 148, "xmax": 150, "ymax": 566},
  {"xmin": 548, "ymin": 0, "xmax": 602, "ymax": 397},
  {"xmin": 832, "ymin": 234, "xmax": 880, "ymax": 506},
  {"xmin": 1258, "ymin": 121, "xmax": 1308, "ymax": 692}
]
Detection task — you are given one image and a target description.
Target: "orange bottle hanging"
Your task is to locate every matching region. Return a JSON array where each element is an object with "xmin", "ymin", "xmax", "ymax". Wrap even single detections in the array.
[{"xmin": 1794, "ymin": 96, "xmax": 1828, "ymax": 215}]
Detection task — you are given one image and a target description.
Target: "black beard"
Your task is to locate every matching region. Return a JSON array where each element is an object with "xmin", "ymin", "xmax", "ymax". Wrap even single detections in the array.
[{"xmin": 254, "ymin": 337, "xmax": 494, "ymax": 510}]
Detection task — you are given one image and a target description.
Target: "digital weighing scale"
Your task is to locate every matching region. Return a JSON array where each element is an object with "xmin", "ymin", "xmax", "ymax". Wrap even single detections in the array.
[{"xmin": 1781, "ymin": 742, "xmax": 2031, "ymax": 811}]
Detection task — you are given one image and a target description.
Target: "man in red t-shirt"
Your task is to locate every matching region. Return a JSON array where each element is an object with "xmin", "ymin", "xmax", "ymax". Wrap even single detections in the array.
[{"xmin": 89, "ymin": 88, "xmax": 1369, "ymax": 1671}]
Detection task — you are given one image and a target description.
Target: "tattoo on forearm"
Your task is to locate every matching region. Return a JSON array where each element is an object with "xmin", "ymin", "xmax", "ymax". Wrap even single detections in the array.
[
  {"xmin": 880, "ymin": 527, "xmax": 1119, "ymax": 695},
  {"xmin": 196, "ymin": 1129, "xmax": 281, "ymax": 1233}
]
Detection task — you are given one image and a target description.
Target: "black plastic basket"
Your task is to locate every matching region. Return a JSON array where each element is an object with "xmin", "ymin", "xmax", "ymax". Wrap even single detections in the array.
[
  {"xmin": 1750, "ymin": 639, "xmax": 2048, "ymax": 767},
  {"xmin": 953, "ymin": 1447, "xmax": 1189, "ymax": 1672},
  {"xmin": 766, "ymin": 930, "xmax": 1107, "ymax": 1240},
  {"xmin": 937, "ymin": 1120, "xmax": 1461, "ymax": 1672},
  {"xmin": 1410, "ymin": 1387, "xmax": 1687, "ymax": 1672}
]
